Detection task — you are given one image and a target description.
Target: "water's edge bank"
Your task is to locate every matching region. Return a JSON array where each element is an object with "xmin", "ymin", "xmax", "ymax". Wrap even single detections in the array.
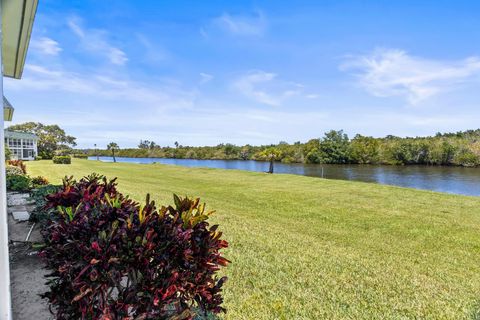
[{"xmin": 88, "ymin": 157, "xmax": 480, "ymax": 196}]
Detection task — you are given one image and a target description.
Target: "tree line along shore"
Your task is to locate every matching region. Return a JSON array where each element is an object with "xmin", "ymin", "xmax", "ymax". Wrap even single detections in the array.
[
  {"xmin": 6, "ymin": 122, "xmax": 480, "ymax": 167},
  {"xmin": 82, "ymin": 129, "xmax": 480, "ymax": 167}
]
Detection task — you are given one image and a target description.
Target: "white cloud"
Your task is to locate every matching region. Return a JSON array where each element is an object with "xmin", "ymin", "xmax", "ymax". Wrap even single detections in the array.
[
  {"xmin": 67, "ymin": 16, "xmax": 128, "ymax": 65},
  {"xmin": 210, "ymin": 11, "xmax": 266, "ymax": 36},
  {"xmin": 341, "ymin": 48, "xmax": 480, "ymax": 104},
  {"xmin": 233, "ymin": 71, "xmax": 280, "ymax": 106},
  {"xmin": 199, "ymin": 72, "xmax": 214, "ymax": 84},
  {"xmin": 232, "ymin": 70, "xmax": 303, "ymax": 106},
  {"xmin": 68, "ymin": 17, "xmax": 85, "ymax": 37},
  {"xmin": 199, "ymin": 28, "xmax": 209, "ymax": 39},
  {"xmin": 30, "ymin": 37, "xmax": 62, "ymax": 56},
  {"xmin": 108, "ymin": 48, "xmax": 128, "ymax": 65},
  {"xmin": 136, "ymin": 34, "xmax": 169, "ymax": 64},
  {"xmin": 5, "ymin": 64, "xmax": 194, "ymax": 108}
]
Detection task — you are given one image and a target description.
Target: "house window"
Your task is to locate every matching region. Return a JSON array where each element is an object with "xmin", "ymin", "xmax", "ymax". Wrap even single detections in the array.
[
  {"xmin": 23, "ymin": 139, "xmax": 34, "ymax": 148},
  {"xmin": 23, "ymin": 149, "xmax": 33, "ymax": 158},
  {"xmin": 11, "ymin": 149, "xmax": 22, "ymax": 158},
  {"xmin": 8, "ymin": 138, "xmax": 21, "ymax": 148}
]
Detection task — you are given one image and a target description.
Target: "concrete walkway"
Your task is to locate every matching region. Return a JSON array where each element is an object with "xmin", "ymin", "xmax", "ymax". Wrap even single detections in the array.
[{"xmin": 7, "ymin": 192, "xmax": 51, "ymax": 320}]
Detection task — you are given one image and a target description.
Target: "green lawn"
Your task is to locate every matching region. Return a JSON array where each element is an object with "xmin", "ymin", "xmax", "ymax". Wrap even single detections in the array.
[{"xmin": 27, "ymin": 159, "xmax": 480, "ymax": 319}]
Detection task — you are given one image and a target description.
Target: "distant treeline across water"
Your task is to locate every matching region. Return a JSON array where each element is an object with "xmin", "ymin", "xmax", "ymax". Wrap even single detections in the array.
[{"xmin": 82, "ymin": 129, "xmax": 480, "ymax": 167}]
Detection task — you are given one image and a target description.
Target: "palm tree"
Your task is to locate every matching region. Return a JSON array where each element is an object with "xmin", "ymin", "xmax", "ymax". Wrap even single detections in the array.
[
  {"xmin": 262, "ymin": 147, "xmax": 281, "ymax": 174},
  {"xmin": 107, "ymin": 142, "xmax": 119, "ymax": 163}
]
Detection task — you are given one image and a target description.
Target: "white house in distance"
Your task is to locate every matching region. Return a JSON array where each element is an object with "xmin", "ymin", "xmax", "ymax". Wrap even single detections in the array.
[{"xmin": 4, "ymin": 130, "xmax": 38, "ymax": 160}]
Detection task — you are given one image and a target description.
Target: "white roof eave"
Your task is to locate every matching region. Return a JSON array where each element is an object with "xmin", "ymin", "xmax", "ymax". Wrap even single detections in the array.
[
  {"xmin": 3, "ymin": 96, "xmax": 13, "ymax": 121},
  {"xmin": 1, "ymin": 0, "xmax": 39, "ymax": 79}
]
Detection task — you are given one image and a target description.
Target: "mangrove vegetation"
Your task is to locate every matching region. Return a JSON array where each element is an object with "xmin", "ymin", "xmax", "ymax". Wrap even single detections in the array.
[{"xmin": 84, "ymin": 129, "xmax": 480, "ymax": 167}]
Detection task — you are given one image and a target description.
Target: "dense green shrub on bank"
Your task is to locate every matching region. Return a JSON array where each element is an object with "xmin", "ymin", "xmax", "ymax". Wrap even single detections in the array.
[
  {"xmin": 453, "ymin": 147, "xmax": 480, "ymax": 167},
  {"xmin": 52, "ymin": 156, "xmax": 71, "ymax": 164},
  {"xmin": 73, "ymin": 153, "xmax": 88, "ymax": 159},
  {"xmin": 82, "ymin": 129, "xmax": 480, "ymax": 167},
  {"xmin": 39, "ymin": 174, "xmax": 229, "ymax": 319}
]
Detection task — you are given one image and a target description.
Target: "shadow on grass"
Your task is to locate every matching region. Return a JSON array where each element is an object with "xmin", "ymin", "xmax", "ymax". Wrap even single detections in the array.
[
  {"xmin": 192, "ymin": 307, "xmax": 222, "ymax": 320},
  {"xmin": 194, "ymin": 313, "xmax": 221, "ymax": 320},
  {"xmin": 471, "ymin": 302, "xmax": 480, "ymax": 320}
]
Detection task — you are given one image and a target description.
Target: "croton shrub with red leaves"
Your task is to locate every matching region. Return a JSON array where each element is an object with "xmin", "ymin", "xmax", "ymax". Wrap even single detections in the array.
[{"xmin": 40, "ymin": 174, "xmax": 229, "ymax": 320}]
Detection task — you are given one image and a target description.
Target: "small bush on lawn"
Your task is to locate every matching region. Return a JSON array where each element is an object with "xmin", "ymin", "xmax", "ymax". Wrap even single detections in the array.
[
  {"xmin": 6, "ymin": 175, "xmax": 31, "ymax": 191},
  {"xmin": 73, "ymin": 153, "xmax": 88, "ymax": 159},
  {"xmin": 6, "ymin": 165, "xmax": 24, "ymax": 176},
  {"xmin": 7, "ymin": 159, "xmax": 27, "ymax": 174},
  {"xmin": 31, "ymin": 176, "xmax": 49, "ymax": 188},
  {"xmin": 40, "ymin": 174, "xmax": 229, "ymax": 319},
  {"xmin": 52, "ymin": 156, "xmax": 71, "ymax": 164},
  {"xmin": 35, "ymin": 156, "xmax": 43, "ymax": 160}
]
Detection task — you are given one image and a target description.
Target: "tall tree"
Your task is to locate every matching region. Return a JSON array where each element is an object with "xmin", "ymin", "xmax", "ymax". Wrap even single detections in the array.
[
  {"xmin": 107, "ymin": 142, "xmax": 119, "ymax": 163},
  {"xmin": 139, "ymin": 140, "xmax": 159, "ymax": 150},
  {"xmin": 319, "ymin": 130, "xmax": 351, "ymax": 164},
  {"xmin": 7, "ymin": 122, "xmax": 76, "ymax": 159},
  {"xmin": 349, "ymin": 134, "xmax": 380, "ymax": 164},
  {"xmin": 138, "ymin": 140, "xmax": 150, "ymax": 149}
]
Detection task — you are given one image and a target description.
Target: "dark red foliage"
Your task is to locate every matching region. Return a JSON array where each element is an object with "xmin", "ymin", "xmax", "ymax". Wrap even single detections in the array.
[{"xmin": 40, "ymin": 173, "xmax": 229, "ymax": 320}]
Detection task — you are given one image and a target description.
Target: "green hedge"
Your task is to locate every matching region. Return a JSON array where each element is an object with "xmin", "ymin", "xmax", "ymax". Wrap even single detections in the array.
[
  {"xmin": 52, "ymin": 156, "xmax": 71, "ymax": 164},
  {"xmin": 6, "ymin": 175, "xmax": 31, "ymax": 191},
  {"xmin": 73, "ymin": 153, "xmax": 88, "ymax": 159}
]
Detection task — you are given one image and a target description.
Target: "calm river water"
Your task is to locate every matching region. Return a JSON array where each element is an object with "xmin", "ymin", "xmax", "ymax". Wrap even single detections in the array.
[{"xmin": 89, "ymin": 157, "xmax": 480, "ymax": 196}]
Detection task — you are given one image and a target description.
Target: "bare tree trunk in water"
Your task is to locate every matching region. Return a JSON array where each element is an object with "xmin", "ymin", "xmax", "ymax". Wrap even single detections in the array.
[{"xmin": 268, "ymin": 156, "xmax": 274, "ymax": 174}]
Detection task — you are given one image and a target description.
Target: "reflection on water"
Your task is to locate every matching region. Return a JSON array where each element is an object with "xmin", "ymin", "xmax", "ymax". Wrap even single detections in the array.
[{"xmin": 89, "ymin": 157, "xmax": 480, "ymax": 196}]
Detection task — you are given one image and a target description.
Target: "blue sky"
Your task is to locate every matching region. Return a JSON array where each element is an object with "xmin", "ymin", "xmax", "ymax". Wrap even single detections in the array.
[{"xmin": 5, "ymin": 0, "xmax": 480, "ymax": 148}]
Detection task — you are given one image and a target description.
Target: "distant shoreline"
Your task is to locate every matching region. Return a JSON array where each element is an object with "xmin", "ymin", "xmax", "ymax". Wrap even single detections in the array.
[
  {"xmin": 84, "ymin": 154, "xmax": 480, "ymax": 168},
  {"xmin": 78, "ymin": 129, "xmax": 480, "ymax": 168}
]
